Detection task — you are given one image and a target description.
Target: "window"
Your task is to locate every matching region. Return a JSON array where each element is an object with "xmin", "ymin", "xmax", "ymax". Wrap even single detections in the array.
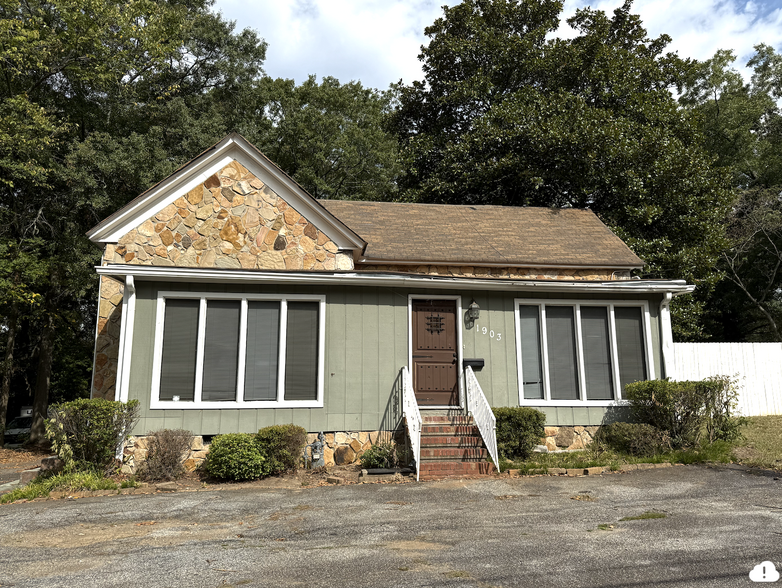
[
  {"xmin": 514, "ymin": 300, "xmax": 653, "ymax": 405},
  {"xmin": 152, "ymin": 293, "xmax": 325, "ymax": 408}
]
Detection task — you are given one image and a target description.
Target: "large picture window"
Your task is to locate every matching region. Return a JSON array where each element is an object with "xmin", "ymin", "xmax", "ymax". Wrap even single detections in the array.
[
  {"xmin": 514, "ymin": 300, "xmax": 653, "ymax": 405},
  {"xmin": 152, "ymin": 293, "xmax": 325, "ymax": 409}
]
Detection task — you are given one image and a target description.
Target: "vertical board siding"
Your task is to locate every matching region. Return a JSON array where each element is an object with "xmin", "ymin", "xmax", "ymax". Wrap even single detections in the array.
[{"xmin": 673, "ymin": 342, "xmax": 782, "ymax": 416}]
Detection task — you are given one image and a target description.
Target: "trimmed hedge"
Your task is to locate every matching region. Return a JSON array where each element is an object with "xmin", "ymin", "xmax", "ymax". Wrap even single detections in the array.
[
  {"xmin": 492, "ymin": 407, "xmax": 546, "ymax": 460},
  {"xmin": 256, "ymin": 424, "xmax": 307, "ymax": 475},
  {"xmin": 204, "ymin": 433, "xmax": 268, "ymax": 481}
]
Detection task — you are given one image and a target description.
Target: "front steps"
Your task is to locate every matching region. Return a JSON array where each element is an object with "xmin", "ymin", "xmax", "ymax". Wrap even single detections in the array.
[{"xmin": 417, "ymin": 415, "xmax": 496, "ymax": 480}]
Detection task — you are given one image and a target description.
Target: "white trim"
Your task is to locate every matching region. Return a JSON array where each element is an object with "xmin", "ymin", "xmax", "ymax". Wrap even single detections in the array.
[
  {"xmin": 407, "ymin": 294, "xmax": 464, "ymax": 409},
  {"xmin": 96, "ymin": 264, "xmax": 696, "ymax": 295},
  {"xmin": 514, "ymin": 298, "xmax": 654, "ymax": 407},
  {"xmin": 117, "ymin": 276, "xmax": 136, "ymax": 403},
  {"xmin": 660, "ymin": 292, "xmax": 675, "ymax": 379},
  {"xmin": 360, "ymin": 258, "xmax": 642, "ymax": 271},
  {"xmin": 149, "ymin": 291, "xmax": 326, "ymax": 410}
]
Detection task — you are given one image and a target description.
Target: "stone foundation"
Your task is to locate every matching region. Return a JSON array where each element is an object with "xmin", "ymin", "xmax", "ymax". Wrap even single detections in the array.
[
  {"xmin": 357, "ymin": 265, "xmax": 630, "ymax": 281},
  {"xmin": 542, "ymin": 426, "xmax": 600, "ymax": 451},
  {"xmin": 91, "ymin": 275, "xmax": 124, "ymax": 400}
]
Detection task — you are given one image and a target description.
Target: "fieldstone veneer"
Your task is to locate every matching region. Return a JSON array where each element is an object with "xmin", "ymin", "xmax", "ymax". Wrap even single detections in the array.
[
  {"xmin": 104, "ymin": 160, "xmax": 354, "ymax": 272},
  {"xmin": 358, "ymin": 265, "xmax": 630, "ymax": 281},
  {"xmin": 92, "ymin": 276, "xmax": 124, "ymax": 400}
]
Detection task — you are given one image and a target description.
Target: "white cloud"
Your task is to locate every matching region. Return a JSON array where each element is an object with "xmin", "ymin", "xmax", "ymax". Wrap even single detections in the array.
[{"xmin": 214, "ymin": 0, "xmax": 782, "ymax": 89}]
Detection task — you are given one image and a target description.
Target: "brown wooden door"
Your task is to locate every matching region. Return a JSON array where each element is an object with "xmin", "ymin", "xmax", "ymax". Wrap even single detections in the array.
[{"xmin": 412, "ymin": 299, "xmax": 459, "ymax": 406}]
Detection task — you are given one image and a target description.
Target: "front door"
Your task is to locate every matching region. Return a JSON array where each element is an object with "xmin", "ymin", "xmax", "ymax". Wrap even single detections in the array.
[{"xmin": 412, "ymin": 299, "xmax": 459, "ymax": 406}]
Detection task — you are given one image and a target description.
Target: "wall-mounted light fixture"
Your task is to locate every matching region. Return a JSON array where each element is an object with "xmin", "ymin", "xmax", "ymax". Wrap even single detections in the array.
[{"xmin": 468, "ymin": 299, "xmax": 480, "ymax": 321}]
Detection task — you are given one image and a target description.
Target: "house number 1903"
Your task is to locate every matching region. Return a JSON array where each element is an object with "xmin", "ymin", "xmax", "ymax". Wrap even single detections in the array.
[{"xmin": 475, "ymin": 324, "xmax": 502, "ymax": 341}]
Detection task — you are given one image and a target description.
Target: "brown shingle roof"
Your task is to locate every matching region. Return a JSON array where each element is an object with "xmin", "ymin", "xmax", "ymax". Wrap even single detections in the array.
[{"xmin": 319, "ymin": 201, "xmax": 643, "ymax": 269}]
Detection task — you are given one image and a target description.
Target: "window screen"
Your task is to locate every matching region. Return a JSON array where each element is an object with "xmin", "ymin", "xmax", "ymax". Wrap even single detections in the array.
[
  {"xmin": 244, "ymin": 301, "xmax": 280, "ymax": 401},
  {"xmin": 580, "ymin": 306, "xmax": 614, "ymax": 400},
  {"xmin": 159, "ymin": 299, "xmax": 199, "ymax": 401},
  {"xmin": 201, "ymin": 300, "xmax": 241, "ymax": 401},
  {"xmin": 284, "ymin": 301, "xmax": 319, "ymax": 401},
  {"xmin": 545, "ymin": 306, "xmax": 580, "ymax": 400},
  {"xmin": 615, "ymin": 306, "xmax": 647, "ymax": 394},
  {"xmin": 518, "ymin": 305, "xmax": 544, "ymax": 400}
]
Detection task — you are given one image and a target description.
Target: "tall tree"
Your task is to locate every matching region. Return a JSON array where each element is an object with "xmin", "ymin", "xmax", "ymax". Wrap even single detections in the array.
[{"xmin": 393, "ymin": 0, "xmax": 734, "ymax": 339}]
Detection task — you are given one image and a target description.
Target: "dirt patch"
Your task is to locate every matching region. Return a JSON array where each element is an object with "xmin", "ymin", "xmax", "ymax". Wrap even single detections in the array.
[
  {"xmin": 0, "ymin": 447, "xmax": 51, "ymax": 485},
  {"xmin": 386, "ymin": 539, "xmax": 447, "ymax": 553}
]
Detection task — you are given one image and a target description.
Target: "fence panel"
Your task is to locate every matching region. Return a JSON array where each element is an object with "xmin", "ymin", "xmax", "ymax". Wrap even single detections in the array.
[{"xmin": 672, "ymin": 342, "xmax": 782, "ymax": 416}]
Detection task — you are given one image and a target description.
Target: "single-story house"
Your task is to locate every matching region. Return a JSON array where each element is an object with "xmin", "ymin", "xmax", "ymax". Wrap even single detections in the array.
[{"xmin": 88, "ymin": 133, "xmax": 693, "ymax": 476}]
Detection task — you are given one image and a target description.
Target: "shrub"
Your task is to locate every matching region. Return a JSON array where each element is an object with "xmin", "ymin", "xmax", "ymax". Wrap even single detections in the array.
[
  {"xmin": 46, "ymin": 398, "xmax": 139, "ymax": 473},
  {"xmin": 593, "ymin": 422, "xmax": 671, "ymax": 456},
  {"xmin": 492, "ymin": 407, "xmax": 546, "ymax": 460},
  {"xmin": 256, "ymin": 424, "xmax": 307, "ymax": 475},
  {"xmin": 204, "ymin": 434, "xmax": 268, "ymax": 481},
  {"xmin": 140, "ymin": 429, "xmax": 194, "ymax": 481},
  {"xmin": 360, "ymin": 443, "xmax": 397, "ymax": 469},
  {"xmin": 624, "ymin": 377, "xmax": 746, "ymax": 448}
]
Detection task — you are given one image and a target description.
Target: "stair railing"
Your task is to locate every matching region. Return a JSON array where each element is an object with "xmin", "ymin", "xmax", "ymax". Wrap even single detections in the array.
[
  {"xmin": 401, "ymin": 366, "xmax": 422, "ymax": 481},
  {"xmin": 465, "ymin": 366, "xmax": 499, "ymax": 467}
]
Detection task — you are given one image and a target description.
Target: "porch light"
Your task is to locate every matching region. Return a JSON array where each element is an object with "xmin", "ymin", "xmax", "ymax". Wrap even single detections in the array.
[{"xmin": 468, "ymin": 299, "xmax": 480, "ymax": 320}]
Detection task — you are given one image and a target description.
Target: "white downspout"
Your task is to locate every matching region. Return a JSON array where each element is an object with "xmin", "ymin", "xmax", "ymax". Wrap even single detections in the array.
[
  {"xmin": 660, "ymin": 292, "xmax": 674, "ymax": 380},
  {"xmin": 118, "ymin": 275, "xmax": 136, "ymax": 403}
]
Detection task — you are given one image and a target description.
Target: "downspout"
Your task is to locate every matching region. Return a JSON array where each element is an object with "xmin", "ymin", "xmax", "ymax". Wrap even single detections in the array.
[
  {"xmin": 117, "ymin": 275, "xmax": 136, "ymax": 403},
  {"xmin": 659, "ymin": 292, "xmax": 674, "ymax": 380}
]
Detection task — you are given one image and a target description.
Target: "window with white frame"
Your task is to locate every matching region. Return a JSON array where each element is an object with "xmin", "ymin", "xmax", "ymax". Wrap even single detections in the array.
[
  {"xmin": 514, "ymin": 300, "xmax": 653, "ymax": 405},
  {"xmin": 151, "ymin": 293, "xmax": 325, "ymax": 408}
]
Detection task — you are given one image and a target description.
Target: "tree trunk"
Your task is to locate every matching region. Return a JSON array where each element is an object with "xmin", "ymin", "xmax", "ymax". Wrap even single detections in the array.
[
  {"xmin": 28, "ymin": 310, "xmax": 55, "ymax": 446},
  {"xmin": 0, "ymin": 301, "xmax": 19, "ymax": 448}
]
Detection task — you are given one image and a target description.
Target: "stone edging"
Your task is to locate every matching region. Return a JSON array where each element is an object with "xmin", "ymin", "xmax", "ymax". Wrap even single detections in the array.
[{"xmin": 505, "ymin": 462, "xmax": 681, "ymax": 477}]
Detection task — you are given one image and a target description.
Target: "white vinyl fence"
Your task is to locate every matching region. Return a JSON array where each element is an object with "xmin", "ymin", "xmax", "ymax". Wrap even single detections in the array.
[{"xmin": 672, "ymin": 343, "xmax": 782, "ymax": 416}]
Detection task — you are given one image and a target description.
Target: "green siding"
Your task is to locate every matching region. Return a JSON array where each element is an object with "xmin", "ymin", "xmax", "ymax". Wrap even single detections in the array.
[{"xmin": 126, "ymin": 281, "xmax": 664, "ymax": 434}]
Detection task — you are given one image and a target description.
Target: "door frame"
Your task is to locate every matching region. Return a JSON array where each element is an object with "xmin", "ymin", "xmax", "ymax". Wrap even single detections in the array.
[{"xmin": 407, "ymin": 294, "xmax": 464, "ymax": 409}]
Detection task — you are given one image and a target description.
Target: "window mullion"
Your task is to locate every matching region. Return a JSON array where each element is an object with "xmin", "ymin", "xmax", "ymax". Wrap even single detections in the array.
[
  {"xmin": 539, "ymin": 304, "xmax": 551, "ymax": 402},
  {"xmin": 277, "ymin": 299, "xmax": 288, "ymax": 402},
  {"xmin": 608, "ymin": 304, "xmax": 622, "ymax": 399},
  {"xmin": 193, "ymin": 297, "xmax": 207, "ymax": 404},
  {"xmin": 236, "ymin": 298, "xmax": 248, "ymax": 403},
  {"xmin": 574, "ymin": 304, "xmax": 586, "ymax": 403}
]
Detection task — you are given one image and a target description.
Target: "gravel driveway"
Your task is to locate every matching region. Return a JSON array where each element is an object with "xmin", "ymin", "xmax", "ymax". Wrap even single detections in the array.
[{"xmin": 0, "ymin": 464, "xmax": 780, "ymax": 587}]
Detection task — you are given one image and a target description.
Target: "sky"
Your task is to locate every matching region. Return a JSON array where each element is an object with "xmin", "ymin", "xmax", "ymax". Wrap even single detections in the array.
[{"xmin": 212, "ymin": 0, "xmax": 782, "ymax": 90}]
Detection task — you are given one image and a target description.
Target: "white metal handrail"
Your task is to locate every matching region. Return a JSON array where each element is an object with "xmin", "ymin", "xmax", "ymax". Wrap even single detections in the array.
[
  {"xmin": 465, "ymin": 366, "xmax": 499, "ymax": 467},
  {"xmin": 401, "ymin": 366, "xmax": 422, "ymax": 481}
]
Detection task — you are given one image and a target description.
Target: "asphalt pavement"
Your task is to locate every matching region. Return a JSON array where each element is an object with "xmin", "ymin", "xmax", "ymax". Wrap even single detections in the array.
[{"xmin": 0, "ymin": 464, "xmax": 780, "ymax": 588}]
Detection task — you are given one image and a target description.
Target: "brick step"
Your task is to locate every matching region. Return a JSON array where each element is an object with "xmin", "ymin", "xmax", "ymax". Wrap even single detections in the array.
[
  {"xmin": 418, "ymin": 461, "xmax": 496, "ymax": 480},
  {"xmin": 421, "ymin": 425, "xmax": 480, "ymax": 436},
  {"xmin": 420, "ymin": 447, "xmax": 488, "ymax": 461},
  {"xmin": 420, "ymin": 435, "xmax": 484, "ymax": 447},
  {"xmin": 422, "ymin": 415, "xmax": 473, "ymax": 425}
]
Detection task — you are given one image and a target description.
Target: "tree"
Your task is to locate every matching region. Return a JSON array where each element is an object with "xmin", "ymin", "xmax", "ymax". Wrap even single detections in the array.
[{"xmin": 393, "ymin": 0, "xmax": 734, "ymax": 339}]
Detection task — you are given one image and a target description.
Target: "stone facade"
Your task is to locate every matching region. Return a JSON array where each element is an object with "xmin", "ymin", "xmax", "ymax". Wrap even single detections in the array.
[
  {"xmin": 357, "ymin": 265, "xmax": 630, "ymax": 281},
  {"xmin": 105, "ymin": 160, "xmax": 353, "ymax": 272},
  {"xmin": 542, "ymin": 425, "xmax": 600, "ymax": 451},
  {"xmin": 91, "ymin": 276, "xmax": 124, "ymax": 400}
]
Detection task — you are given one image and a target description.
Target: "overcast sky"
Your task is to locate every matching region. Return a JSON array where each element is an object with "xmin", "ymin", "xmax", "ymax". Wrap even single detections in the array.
[{"xmin": 212, "ymin": 0, "xmax": 782, "ymax": 90}]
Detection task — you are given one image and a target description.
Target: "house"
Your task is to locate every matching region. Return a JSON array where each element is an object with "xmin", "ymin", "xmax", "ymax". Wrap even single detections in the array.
[{"xmin": 88, "ymin": 133, "xmax": 694, "ymax": 477}]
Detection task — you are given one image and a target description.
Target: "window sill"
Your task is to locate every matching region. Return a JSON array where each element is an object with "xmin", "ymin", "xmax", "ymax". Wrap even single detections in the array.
[
  {"xmin": 518, "ymin": 400, "xmax": 630, "ymax": 408},
  {"xmin": 149, "ymin": 399, "xmax": 324, "ymax": 410}
]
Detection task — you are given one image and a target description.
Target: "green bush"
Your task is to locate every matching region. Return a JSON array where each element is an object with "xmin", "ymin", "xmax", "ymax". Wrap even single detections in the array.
[
  {"xmin": 140, "ymin": 429, "xmax": 194, "ymax": 481},
  {"xmin": 204, "ymin": 434, "xmax": 268, "ymax": 481},
  {"xmin": 624, "ymin": 377, "xmax": 747, "ymax": 448},
  {"xmin": 360, "ymin": 443, "xmax": 397, "ymax": 469},
  {"xmin": 45, "ymin": 398, "xmax": 139, "ymax": 473},
  {"xmin": 593, "ymin": 422, "xmax": 671, "ymax": 456},
  {"xmin": 256, "ymin": 424, "xmax": 307, "ymax": 475},
  {"xmin": 492, "ymin": 407, "xmax": 546, "ymax": 460}
]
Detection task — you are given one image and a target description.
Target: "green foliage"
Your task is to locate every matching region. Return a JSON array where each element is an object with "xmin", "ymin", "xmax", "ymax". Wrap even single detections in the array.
[
  {"xmin": 393, "ymin": 0, "xmax": 733, "ymax": 338},
  {"xmin": 255, "ymin": 424, "xmax": 307, "ymax": 475},
  {"xmin": 360, "ymin": 443, "xmax": 398, "ymax": 469},
  {"xmin": 623, "ymin": 377, "xmax": 746, "ymax": 447},
  {"xmin": 492, "ymin": 406, "xmax": 546, "ymax": 460},
  {"xmin": 593, "ymin": 422, "xmax": 671, "ymax": 456},
  {"xmin": 619, "ymin": 512, "xmax": 667, "ymax": 521},
  {"xmin": 45, "ymin": 398, "xmax": 139, "ymax": 472},
  {"xmin": 140, "ymin": 429, "xmax": 194, "ymax": 482},
  {"xmin": 204, "ymin": 433, "xmax": 268, "ymax": 481},
  {"xmin": 0, "ymin": 470, "xmax": 119, "ymax": 504}
]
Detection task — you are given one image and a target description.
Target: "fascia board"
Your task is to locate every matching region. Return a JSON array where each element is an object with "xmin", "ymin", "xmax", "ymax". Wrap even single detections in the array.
[{"xmin": 95, "ymin": 264, "xmax": 695, "ymax": 295}]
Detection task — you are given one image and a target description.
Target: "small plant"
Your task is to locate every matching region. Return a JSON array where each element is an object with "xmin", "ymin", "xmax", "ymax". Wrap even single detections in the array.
[
  {"xmin": 360, "ymin": 443, "xmax": 397, "ymax": 469},
  {"xmin": 204, "ymin": 433, "xmax": 268, "ymax": 481},
  {"xmin": 46, "ymin": 398, "xmax": 139, "ymax": 473},
  {"xmin": 256, "ymin": 424, "xmax": 307, "ymax": 475},
  {"xmin": 0, "ymin": 471, "xmax": 119, "ymax": 504},
  {"xmin": 492, "ymin": 407, "xmax": 546, "ymax": 460},
  {"xmin": 140, "ymin": 429, "xmax": 194, "ymax": 481},
  {"xmin": 593, "ymin": 422, "xmax": 671, "ymax": 456},
  {"xmin": 620, "ymin": 512, "xmax": 667, "ymax": 521}
]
